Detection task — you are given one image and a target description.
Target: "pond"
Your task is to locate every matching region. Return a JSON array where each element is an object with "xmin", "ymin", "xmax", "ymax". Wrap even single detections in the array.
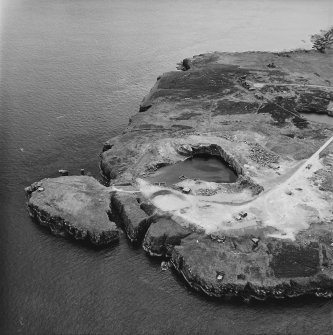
[
  {"xmin": 301, "ymin": 113, "xmax": 333, "ymax": 126},
  {"xmin": 145, "ymin": 154, "xmax": 238, "ymax": 186}
]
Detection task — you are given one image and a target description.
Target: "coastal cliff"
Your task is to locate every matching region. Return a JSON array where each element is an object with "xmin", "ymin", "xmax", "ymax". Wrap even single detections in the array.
[{"xmin": 26, "ymin": 48, "xmax": 333, "ymax": 300}]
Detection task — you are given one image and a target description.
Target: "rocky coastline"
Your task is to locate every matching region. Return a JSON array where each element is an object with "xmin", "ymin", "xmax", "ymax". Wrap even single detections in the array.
[{"xmin": 26, "ymin": 48, "xmax": 333, "ymax": 301}]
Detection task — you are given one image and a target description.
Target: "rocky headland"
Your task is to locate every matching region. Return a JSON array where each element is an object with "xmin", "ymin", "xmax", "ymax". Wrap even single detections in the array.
[
  {"xmin": 25, "ymin": 176, "xmax": 119, "ymax": 246},
  {"xmin": 26, "ymin": 48, "xmax": 333, "ymax": 301}
]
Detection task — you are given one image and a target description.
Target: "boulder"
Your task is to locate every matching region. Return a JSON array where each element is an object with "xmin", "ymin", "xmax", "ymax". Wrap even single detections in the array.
[
  {"xmin": 143, "ymin": 216, "xmax": 192, "ymax": 257},
  {"xmin": 111, "ymin": 191, "xmax": 153, "ymax": 242}
]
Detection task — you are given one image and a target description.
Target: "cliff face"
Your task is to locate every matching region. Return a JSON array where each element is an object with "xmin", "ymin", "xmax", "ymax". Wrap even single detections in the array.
[{"xmin": 100, "ymin": 49, "xmax": 333, "ymax": 300}]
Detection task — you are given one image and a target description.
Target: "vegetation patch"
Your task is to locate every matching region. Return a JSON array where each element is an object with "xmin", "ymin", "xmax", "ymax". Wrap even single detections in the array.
[{"xmin": 311, "ymin": 27, "xmax": 333, "ymax": 53}]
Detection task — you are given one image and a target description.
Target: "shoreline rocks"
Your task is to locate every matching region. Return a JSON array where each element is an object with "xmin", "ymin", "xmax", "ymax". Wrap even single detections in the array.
[
  {"xmin": 143, "ymin": 216, "xmax": 192, "ymax": 257},
  {"xmin": 171, "ymin": 234, "xmax": 333, "ymax": 301},
  {"xmin": 110, "ymin": 190, "xmax": 154, "ymax": 242},
  {"xmin": 25, "ymin": 176, "xmax": 119, "ymax": 246}
]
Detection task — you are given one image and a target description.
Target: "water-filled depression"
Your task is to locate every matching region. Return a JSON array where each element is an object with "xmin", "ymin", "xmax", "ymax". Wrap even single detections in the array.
[{"xmin": 146, "ymin": 154, "xmax": 238, "ymax": 185}]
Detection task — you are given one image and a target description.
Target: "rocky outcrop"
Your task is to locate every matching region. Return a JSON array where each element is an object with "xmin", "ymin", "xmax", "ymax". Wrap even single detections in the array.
[
  {"xmin": 25, "ymin": 176, "xmax": 119, "ymax": 246},
  {"xmin": 171, "ymin": 233, "xmax": 333, "ymax": 300},
  {"xmin": 178, "ymin": 58, "xmax": 191, "ymax": 71},
  {"xmin": 111, "ymin": 190, "xmax": 154, "ymax": 242},
  {"xmin": 143, "ymin": 216, "xmax": 192, "ymax": 257}
]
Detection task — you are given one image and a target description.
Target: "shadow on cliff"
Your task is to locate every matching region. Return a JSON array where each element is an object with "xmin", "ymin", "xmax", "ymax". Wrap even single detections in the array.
[
  {"xmin": 167, "ymin": 266, "xmax": 332, "ymax": 307},
  {"xmin": 30, "ymin": 218, "xmax": 120, "ymax": 252}
]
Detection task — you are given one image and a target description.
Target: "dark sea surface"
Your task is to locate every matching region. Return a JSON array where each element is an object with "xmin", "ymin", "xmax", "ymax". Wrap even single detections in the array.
[{"xmin": 1, "ymin": 0, "xmax": 333, "ymax": 334}]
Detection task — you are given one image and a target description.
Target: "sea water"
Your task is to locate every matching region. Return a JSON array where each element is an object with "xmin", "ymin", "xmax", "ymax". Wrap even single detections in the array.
[{"xmin": 1, "ymin": 0, "xmax": 333, "ymax": 333}]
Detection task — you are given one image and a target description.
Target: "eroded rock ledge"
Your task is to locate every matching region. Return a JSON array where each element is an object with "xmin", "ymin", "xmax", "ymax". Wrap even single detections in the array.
[
  {"xmin": 143, "ymin": 216, "xmax": 192, "ymax": 257},
  {"xmin": 25, "ymin": 176, "xmax": 119, "ymax": 246},
  {"xmin": 171, "ymin": 233, "xmax": 333, "ymax": 300},
  {"xmin": 26, "ymin": 48, "xmax": 333, "ymax": 301}
]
